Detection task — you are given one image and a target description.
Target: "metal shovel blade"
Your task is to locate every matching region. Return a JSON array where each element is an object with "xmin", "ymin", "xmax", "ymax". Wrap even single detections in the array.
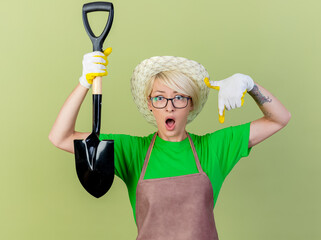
[{"xmin": 74, "ymin": 138, "xmax": 114, "ymax": 198}]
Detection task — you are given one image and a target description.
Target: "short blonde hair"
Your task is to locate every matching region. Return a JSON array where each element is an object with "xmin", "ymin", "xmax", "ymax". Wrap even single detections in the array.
[{"xmin": 145, "ymin": 70, "xmax": 200, "ymax": 111}]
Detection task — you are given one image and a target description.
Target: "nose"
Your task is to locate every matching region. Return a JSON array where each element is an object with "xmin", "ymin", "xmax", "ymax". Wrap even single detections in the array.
[{"xmin": 165, "ymin": 99, "xmax": 175, "ymax": 112}]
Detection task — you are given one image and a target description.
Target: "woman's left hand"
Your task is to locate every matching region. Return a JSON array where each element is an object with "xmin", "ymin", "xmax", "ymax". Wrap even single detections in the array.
[{"xmin": 204, "ymin": 73, "xmax": 254, "ymax": 123}]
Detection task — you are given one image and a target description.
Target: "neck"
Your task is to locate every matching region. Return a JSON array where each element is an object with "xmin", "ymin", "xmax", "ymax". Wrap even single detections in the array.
[{"xmin": 157, "ymin": 130, "xmax": 188, "ymax": 142}]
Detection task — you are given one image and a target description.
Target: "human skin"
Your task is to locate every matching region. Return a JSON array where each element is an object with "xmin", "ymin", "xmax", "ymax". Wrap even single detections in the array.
[
  {"xmin": 49, "ymin": 83, "xmax": 90, "ymax": 153},
  {"xmin": 147, "ymin": 78, "xmax": 193, "ymax": 142},
  {"xmin": 246, "ymin": 82, "xmax": 291, "ymax": 148}
]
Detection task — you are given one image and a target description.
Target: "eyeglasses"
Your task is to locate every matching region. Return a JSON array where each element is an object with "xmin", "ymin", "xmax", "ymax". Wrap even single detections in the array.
[{"xmin": 150, "ymin": 95, "xmax": 192, "ymax": 109}]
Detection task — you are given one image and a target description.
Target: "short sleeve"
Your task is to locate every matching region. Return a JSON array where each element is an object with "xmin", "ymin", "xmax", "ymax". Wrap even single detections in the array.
[
  {"xmin": 208, "ymin": 122, "xmax": 252, "ymax": 179},
  {"xmin": 99, "ymin": 134, "xmax": 150, "ymax": 184}
]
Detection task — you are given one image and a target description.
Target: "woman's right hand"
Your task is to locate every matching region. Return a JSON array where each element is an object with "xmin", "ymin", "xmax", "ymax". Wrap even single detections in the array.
[
  {"xmin": 49, "ymin": 48, "xmax": 111, "ymax": 153},
  {"xmin": 79, "ymin": 48, "xmax": 112, "ymax": 89}
]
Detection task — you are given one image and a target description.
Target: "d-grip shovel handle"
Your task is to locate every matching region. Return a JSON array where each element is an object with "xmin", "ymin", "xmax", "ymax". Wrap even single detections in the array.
[
  {"xmin": 82, "ymin": 1, "xmax": 113, "ymax": 133},
  {"xmin": 82, "ymin": 2, "xmax": 114, "ymax": 52}
]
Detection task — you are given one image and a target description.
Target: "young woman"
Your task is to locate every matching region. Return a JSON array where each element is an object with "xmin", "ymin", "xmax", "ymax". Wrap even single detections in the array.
[{"xmin": 49, "ymin": 49, "xmax": 291, "ymax": 239}]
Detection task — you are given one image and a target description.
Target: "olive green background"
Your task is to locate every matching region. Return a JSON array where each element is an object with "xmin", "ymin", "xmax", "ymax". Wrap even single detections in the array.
[{"xmin": 0, "ymin": 0, "xmax": 320, "ymax": 239}]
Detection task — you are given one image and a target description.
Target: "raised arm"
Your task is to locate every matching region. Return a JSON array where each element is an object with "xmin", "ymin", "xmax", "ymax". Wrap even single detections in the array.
[
  {"xmin": 48, "ymin": 83, "xmax": 91, "ymax": 153},
  {"xmin": 247, "ymin": 83, "xmax": 291, "ymax": 148},
  {"xmin": 48, "ymin": 49, "xmax": 111, "ymax": 153},
  {"xmin": 205, "ymin": 73, "xmax": 291, "ymax": 148}
]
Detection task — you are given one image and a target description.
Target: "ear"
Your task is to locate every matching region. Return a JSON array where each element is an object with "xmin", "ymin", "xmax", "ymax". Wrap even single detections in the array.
[
  {"xmin": 189, "ymin": 99, "xmax": 194, "ymax": 111},
  {"xmin": 148, "ymin": 99, "xmax": 153, "ymax": 111}
]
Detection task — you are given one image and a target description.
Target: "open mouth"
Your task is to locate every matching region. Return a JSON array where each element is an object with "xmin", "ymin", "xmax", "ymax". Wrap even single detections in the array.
[{"xmin": 165, "ymin": 118, "xmax": 175, "ymax": 130}]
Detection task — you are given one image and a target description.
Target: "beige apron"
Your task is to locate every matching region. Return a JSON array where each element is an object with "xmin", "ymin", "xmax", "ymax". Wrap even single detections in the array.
[{"xmin": 136, "ymin": 133, "xmax": 219, "ymax": 240}]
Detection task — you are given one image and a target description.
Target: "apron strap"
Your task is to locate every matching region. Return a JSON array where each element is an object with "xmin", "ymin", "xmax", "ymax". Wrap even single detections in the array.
[
  {"xmin": 187, "ymin": 133, "xmax": 204, "ymax": 174},
  {"xmin": 139, "ymin": 132, "xmax": 157, "ymax": 182},
  {"xmin": 138, "ymin": 132, "xmax": 204, "ymax": 182}
]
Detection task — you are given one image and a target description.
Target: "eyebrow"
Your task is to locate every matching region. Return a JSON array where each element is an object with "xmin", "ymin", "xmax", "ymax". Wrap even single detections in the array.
[{"xmin": 153, "ymin": 90, "xmax": 178, "ymax": 93}]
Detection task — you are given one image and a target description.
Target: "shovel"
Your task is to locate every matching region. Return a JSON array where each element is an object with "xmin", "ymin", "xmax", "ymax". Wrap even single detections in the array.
[{"xmin": 74, "ymin": 2, "xmax": 115, "ymax": 198}]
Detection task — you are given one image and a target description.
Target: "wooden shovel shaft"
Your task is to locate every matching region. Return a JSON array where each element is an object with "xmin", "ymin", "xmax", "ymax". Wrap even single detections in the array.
[
  {"xmin": 92, "ymin": 76, "xmax": 102, "ymax": 94},
  {"xmin": 92, "ymin": 76, "xmax": 102, "ymax": 136}
]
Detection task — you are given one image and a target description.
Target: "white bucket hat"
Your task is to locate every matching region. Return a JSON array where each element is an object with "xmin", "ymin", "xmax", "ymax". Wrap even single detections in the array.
[{"xmin": 131, "ymin": 56, "xmax": 210, "ymax": 126}]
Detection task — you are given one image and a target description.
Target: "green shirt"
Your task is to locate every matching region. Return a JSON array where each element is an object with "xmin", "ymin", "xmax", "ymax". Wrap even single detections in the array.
[{"xmin": 100, "ymin": 122, "xmax": 252, "ymax": 222}]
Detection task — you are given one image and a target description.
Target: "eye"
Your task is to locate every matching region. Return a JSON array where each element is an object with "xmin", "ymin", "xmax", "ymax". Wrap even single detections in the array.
[
  {"xmin": 174, "ymin": 95, "xmax": 184, "ymax": 100},
  {"xmin": 153, "ymin": 96, "xmax": 164, "ymax": 101}
]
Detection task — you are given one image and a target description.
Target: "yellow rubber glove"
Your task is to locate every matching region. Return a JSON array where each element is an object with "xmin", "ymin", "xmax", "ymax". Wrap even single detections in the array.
[
  {"xmin": 79, "ymin": 48, "xmax": 112, "ymax": 88},
  {"xmin": 204, "ymin": 73, "xmax": 254, "ymax": 123}
]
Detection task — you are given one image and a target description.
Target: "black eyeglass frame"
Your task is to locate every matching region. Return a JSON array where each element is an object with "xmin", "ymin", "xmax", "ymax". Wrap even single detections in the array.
[{"xmin": 150, "ymin": 96, "xmax": 192, "ymax": 109}]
